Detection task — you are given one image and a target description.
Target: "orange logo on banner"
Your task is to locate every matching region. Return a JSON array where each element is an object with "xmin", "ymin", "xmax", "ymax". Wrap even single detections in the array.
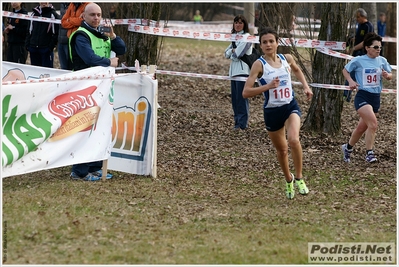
[
  {"xmin": 49, "ymin": 106, "xmax": 100, "ymax": 142},
  {"xmin": 48, "ymin": 86, "xmax": 100, "ymax": 142}
]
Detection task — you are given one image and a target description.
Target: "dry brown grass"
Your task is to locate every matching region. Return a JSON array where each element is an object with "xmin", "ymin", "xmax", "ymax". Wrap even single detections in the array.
[{"xmin": 2, "ymin": 37, "xmax": 396, "ymax": 264}]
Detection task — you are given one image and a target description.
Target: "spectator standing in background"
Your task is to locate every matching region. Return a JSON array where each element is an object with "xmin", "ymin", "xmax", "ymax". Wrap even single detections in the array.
[
  {"xmin": 377, "ymin": 12, "xmax": 386, "ymax": 57},
  {"xmin": 25, "ymin": 2, "xmax": 60, "ymax": 68},
  {"xmin": 343, "ymin": 8, "xmax": 374, "ymax": 102},
  {"xmin": 61, "ymin": 2, "xmax": 90, "ymax": 38},
  {"xmin": 58, "ymin": 2, "xmax": 71, "ymax": 70},
  {"xmin": 224, "ymin": 15, "xmax": 252, "ymax": 130},
  {"xmin": 68, "ymin": 2, "xmax": 126, "ymax": 181},
  {"xmin": 5, "ymin": 2, "xmax": 29, "ymax": 64},
  {"xmin": 109, "ymin": 4, "xmax": 116, "ymax": 19},
  {"xmin": 193, "ymin": 10, "xmax": 203, "ymax": 24}
]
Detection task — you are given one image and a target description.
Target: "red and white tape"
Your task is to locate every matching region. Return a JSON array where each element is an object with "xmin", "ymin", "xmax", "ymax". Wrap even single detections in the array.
[
  {"xmin": 116, "ymin": 65, "xmax": 396, "ymax": 94},
  {"xmin": 127, "ymin": 24, "xmax": 346, "ymax": 50},
  {"xmin": 163, "ymin": 22, "xmax": 397, "ymax": 43},
  {"xmin": 5, "ymin": 10, "xmax": 395, "ymax": 50},
  {"xmin": 316, "ymin": 48, "xmax": 397, "ymax": 70},
  {"xmin": 1, "ymin": 72, "xmax": 133, "ymax": 86}
]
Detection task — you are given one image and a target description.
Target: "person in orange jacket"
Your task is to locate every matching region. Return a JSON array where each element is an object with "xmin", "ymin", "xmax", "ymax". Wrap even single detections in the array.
[{"xmin": 61, "ymin": 2, "xmax": 90, "ymax": 38}]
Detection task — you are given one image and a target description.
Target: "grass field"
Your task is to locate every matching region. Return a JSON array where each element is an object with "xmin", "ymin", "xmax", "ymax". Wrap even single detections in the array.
[{"xmin": 2, "ymin": 37, "xmax": 397, "ymax": 264}]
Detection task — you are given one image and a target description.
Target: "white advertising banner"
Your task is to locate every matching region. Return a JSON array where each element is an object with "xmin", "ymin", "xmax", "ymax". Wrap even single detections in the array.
[
  {"xmin": 2, "ymin": 62, "xmax": 157, "ymax": 178},
  {"xmin": 109, "ymin": 73, "xmax": 157, "ymax": 177}
]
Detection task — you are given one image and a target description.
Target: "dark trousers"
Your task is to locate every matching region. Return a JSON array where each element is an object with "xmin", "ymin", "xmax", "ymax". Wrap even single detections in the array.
[
  {"xmin": 72, "ymin": 161, "xmax": 103, "ymax": 177},
  {"xmin": 28, "ymin": 46, "xmax": 54, "ymax": 68},
  {"xmin": 7, "ymin": 43, "xmax": 28, "ymax": 64},
  {"xmin": 231, "ymin": 77, "xmax": 249, "ymax": 129},
  {"xmin": 58, "ymin": 43, "xmax": 71, "ymax": 70}
]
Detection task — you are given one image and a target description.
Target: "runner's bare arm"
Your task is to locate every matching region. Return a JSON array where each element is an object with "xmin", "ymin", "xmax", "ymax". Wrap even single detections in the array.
[{"xmin": 243, "ymin": 60, "xmax": 279, "ymax": 98}]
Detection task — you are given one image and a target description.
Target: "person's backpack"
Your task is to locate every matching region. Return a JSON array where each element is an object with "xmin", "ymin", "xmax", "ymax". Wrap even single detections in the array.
[
  {"xmin": 240, "ymin": 47, "xmax": 261, "ymax": 68},
  {"xmin": 232, "ymin": 41, "xmax": 261, "ymax": 69}
]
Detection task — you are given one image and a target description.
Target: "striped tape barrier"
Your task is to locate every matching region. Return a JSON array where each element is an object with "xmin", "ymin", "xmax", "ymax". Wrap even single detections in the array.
[
  {"xmin": 1, "ymin": 72, "xmax": 132, "ymax": 86},
  {"xmin": 127, "ymin": 24, "xmax": 346, "ymax": 50},
  {"xmin": 162, "ymin": 21, "xmax": 397, "ymax": 43},
  {"xmin": 2, "ymin": 11, "xmax": 154, "ymax": 26},
  {"xmin": 3, "ymin": 10, "xmax": 396, "ymax": 44},
  {"xmin": 316, "ymin": 48, "xmax": 397, "ymax": 70},
  {"xmin": 2, "ymin": 11, "xmax": 345, "ymax": 49},
  {"xmin": 3, "ymin": 10, "xmax": 396, "ymax": 89},
  {"xmin": 116, "ymin": 65, "xmax": 396, "ymax": 94}
]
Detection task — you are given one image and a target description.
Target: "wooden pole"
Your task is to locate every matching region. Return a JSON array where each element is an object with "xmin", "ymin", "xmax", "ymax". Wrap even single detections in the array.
[{"xmin": 102, "ymin": 159, "xmax": 108, "ymax": 181}]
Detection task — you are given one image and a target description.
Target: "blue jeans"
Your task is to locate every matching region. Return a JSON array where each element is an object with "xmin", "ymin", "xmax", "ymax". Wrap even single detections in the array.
[
  {"xmin": 72, "ymin": 161, "xmax": 103, "ymax": 178},
  {"xmin": 231, "ymin": 77, "xmax": 249, "ymax": 129},
  {"xmin": 28, "ymin": 46, "xmax": 54, "ymax": 68},
  {"xmin": 58, "ymin": 43, "xmax": 70, "ymax": 70}
]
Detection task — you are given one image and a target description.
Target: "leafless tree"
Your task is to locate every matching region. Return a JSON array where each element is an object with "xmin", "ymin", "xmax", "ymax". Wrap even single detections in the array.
[
  {"xmin": 385, "ymin": 3, "xmax": 397, "ymax": 65},
  {"xmin": 302, "ymin": 3, "xmax": 353, "ymax": 135},
  {"xmin": 98, "ymin": 2, "xmax": 168, "ymax": 68}
]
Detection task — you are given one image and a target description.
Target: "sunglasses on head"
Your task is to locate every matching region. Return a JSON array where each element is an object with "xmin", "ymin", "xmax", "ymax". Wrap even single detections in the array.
[{"xmin": 369, "ymin": 45, "xmax": 382, "ymax": 50}]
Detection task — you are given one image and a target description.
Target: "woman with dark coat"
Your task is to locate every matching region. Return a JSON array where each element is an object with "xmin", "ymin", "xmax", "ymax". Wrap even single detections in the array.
[
  {"xmin": 5, "ymin": 2, "xmax": 29, "ymax": 63},
  {"xmin": 25, "ymin": 2, "xmax": 60, "ymax": 68}
]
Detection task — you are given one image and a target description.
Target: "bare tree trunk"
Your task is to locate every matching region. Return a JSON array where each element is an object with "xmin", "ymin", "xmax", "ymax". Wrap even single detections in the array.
[
  {"xmin": 302, "ymin": 3, "xmax": 353, "ymax": 135},
  {"xmin": 385, "ymin": 3, "xmax": 396, "ymax": 65},
  {"xmin": 243, "ymin": 3, "xmax": 255, "ymax": 35},
  {"xmin": 109, "ymin": 3, "xmax": 166, "ymax": 68},
  {"xmin": 259, "ymin": 3, "xmax": 296, "ymax": 54},
  {"xmin": 362, "ymin": 3, "xmax": 377, "ymax": 32}
]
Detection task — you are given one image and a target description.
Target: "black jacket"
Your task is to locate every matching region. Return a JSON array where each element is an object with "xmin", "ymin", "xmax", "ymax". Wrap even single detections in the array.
[
  {"xmin": 58, "ymin": 3, "xmax": 70, "ymax": 45},
  {"xmin": 6, "ymin": 7, "xmax": 29, "ymax": 44},
  {"xmin": 25, "ymin": 4, "xmax": 60, "ymax": 50}
]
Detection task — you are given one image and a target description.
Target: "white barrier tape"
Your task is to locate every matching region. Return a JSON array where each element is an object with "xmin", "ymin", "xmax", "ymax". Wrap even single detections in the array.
[
  {"xmin": 316, "ymin": 47, "xmax": 353, "ymax": 60},
  {"xmin": 310, "ymin": 83, "xmax": 396, "ymax": 94},
  {"xmin": 128, "ymin": 24, "xmax": 346, "ymax": 50},
  {"xmin": 116, "ymin": 65, "xmax": 396, "ymax": 93},
  {"xmin": 1, "ymin": 72, "xmax": 132, "ymax": 86},
  {"xmin": 3, "ymin": 10, "xmax": 62, "ymax": 24},
  {"xmin": 4, "ymin": 10, "xmax": 396, "ymax": 44},
  {"xmin": 2, "ymin": 11, "xmax": 155, "ymax": 26},
  {"xmin": 168, "ymin": 23, "xmax": 396, "ymax": 43},
  {"xmin": 382, "ymin": 36, "xmax": 397, "ymax": 42},
  {"xmin": 279, "ymin": 38, "xmax": 345, "ymax": 50},
  {"xmin": 316, "ymin": 48, "xmax": 397, "ymax": 70}
]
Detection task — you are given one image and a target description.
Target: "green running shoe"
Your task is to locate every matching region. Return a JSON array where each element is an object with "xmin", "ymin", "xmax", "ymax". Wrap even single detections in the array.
[
  {"xmin": 286, "ymin": 174, "xmax": 295, "ymax": 199},
  {"xmin": 295, "ymin": 178, "xmax": 309, "ymax": 195}
]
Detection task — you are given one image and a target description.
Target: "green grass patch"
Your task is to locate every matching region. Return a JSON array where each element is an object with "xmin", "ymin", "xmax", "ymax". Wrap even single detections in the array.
[{"xmin": 2, "ymin": 37, "xmax": 396, "ymax": 265}]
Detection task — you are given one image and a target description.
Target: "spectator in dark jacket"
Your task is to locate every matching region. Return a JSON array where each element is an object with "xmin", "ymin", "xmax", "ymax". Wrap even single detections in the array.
[
  {"xmin": 4, "ymin": 2, "xmax": 29, "ymax": 63},
  {"xmin": 25, "ymin": 2, "xmax": 60, "ymax": 68},
  {"xmin": 58, "ymin": 2, "xmax": 71, "ymax": 70},
  {"xmin": 68, "ymin": 3, "xmax": 126, "ymax": 181}
]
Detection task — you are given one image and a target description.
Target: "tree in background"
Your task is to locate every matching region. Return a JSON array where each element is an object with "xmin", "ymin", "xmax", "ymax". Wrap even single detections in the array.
[
  {"xmin": 98, "ymin": 2, "xmax": 168, "ymax": 68},
  {"xmin": 302, "ymin": 3, "xmax": 353, "ymax": 135},
  {"xmin": 362, "ymin": 3, "xmax": 378, "ymax": 32},
  {"xmin": 385, "ymin": 2, "xmax": 396, "ymax": 65},
  {"xmin": 258, "ymin": 3, "xmax": 297, "ymax": 54}
]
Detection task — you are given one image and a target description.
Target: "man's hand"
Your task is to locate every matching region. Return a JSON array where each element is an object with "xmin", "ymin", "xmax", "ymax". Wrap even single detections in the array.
[
  {"xmin": 110, "ymin": 57, "xmax": 119, "ymax": 67},
  {"xmin": 102, "ymin": 18, "xmax": 115, "ymax": 39}
]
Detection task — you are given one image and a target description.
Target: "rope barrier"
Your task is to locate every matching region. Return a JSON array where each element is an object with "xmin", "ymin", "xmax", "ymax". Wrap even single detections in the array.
[{"xmin": 116, "ymin": 65, "xmax": 397, "ymax": 94}]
